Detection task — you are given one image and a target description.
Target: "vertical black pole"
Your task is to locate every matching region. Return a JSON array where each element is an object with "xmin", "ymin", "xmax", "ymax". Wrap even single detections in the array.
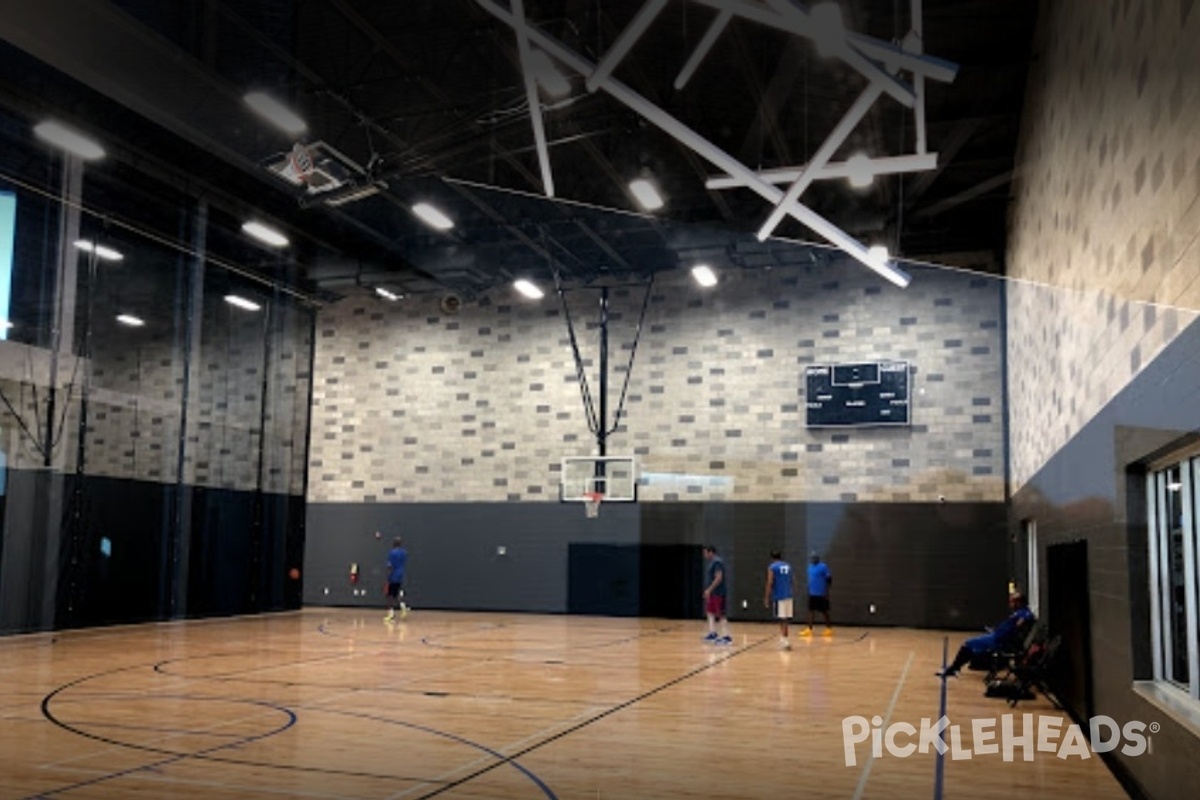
[{"xmin": 598, "ymin": 286, "xmax": 609, "ymax": 458}]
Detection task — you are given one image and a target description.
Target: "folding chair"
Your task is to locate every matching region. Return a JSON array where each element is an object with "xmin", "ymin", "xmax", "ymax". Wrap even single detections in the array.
[
  {"xmin": 968, "ymin": 618, "xmax": 1046, "ymax": 683},
  {"xmin": 984, "ymin": 633, "xmax": 1062, "ymax": 708}
]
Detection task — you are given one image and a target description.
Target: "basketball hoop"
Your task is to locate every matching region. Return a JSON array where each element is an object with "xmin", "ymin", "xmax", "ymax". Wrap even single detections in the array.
[
  {"xmin": 583, "ymin": 491, "xmax": 603, "ymax": 519},
  {"xmin": 287, "ymin": 142, "xmax": 314, "ymax": 184}
]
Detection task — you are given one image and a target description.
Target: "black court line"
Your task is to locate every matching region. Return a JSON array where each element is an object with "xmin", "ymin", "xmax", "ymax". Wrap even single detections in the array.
[
  {"xmin": 37, "ymin": 666, "xmax": 452, "ymax": 786},
  {"xmin": 407, "ymin": 635, "xmax": 776, "ymax": 800},
  {"xmin": 417, "ymin": 624, "xmax": 680, "ymax": 656},
  {"xmin": 290, "ymin": 706, "xmax": 558, "ymax": 800},
  {"xmin": 934, "ymin": 636, "xmax": 949, "ymax": 800},
  {"xmin": 33, "ymin": 685, "xmax": 296, "ymax": 800},
  {"xmin": 317, "ymin": 618, "xmax": 507, "ymax": 644}
]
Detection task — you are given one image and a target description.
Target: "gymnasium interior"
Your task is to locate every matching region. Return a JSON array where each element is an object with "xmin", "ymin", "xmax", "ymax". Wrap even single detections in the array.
[{"xmin": 1, "ymin": 1, "xmax": 1199, "ymax": 798}]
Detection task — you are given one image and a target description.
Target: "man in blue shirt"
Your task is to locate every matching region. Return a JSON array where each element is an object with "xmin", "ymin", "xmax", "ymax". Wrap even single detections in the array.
[
  {"xmin": 385, "ymin": 537, "xmax": 409, "ymax": 622},
  {"xmin": 702, "ymin": 545, "xmax": 732, "ymax": 645},
  {"xmin": 804, "ymin": 552, "xmax": 833, "ymax": 636},
  {"xmin": 763, "ymin": 551, "xmax": 795, "ymax": 649},
  {"xmin": 937, "ymin": 592, "xmax": 1035, "ymax": 677}
]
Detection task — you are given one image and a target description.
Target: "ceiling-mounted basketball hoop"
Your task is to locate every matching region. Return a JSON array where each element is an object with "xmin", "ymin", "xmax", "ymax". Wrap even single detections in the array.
[{"xmin": 286, "ymin": 142, "xmax": 314, "ymax": 184}]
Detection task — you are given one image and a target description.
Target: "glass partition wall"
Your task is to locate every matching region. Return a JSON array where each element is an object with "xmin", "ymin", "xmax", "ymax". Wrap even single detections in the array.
[{"xmin": 0, "ymin": 106, "xmax": 314, "ymax": 634}]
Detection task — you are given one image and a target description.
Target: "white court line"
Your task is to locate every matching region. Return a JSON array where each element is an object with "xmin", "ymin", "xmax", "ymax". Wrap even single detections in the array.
[{"xmin": 852, "ymin": 650, "xmax": 914, "ymax": 800}]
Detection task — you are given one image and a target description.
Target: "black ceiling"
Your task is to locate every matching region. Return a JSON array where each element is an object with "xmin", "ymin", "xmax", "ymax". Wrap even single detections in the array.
[{"xmin": 0, "ymin": 0, "xmax": 1039, "ymax": 300}]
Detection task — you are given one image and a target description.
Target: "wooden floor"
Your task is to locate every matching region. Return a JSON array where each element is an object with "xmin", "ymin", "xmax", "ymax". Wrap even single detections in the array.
[{"xmin": 0, "ymin": 609, "xmax": 1130, "ymax": 799}]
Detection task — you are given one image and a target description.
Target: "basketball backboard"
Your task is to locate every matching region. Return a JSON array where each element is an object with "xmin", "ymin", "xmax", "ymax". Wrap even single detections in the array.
[{"xmin": 560, "ymin": 456, "xmax": 638, "ymax": 502}]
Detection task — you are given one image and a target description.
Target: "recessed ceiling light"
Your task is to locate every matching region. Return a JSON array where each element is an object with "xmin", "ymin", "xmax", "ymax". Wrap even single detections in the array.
[
  {"xmin": 224, "ymin": 294, "xmax": 261, "ymax": 311},
  {"xmin": 243, "ymin": 92, "xmax": 308, "ymax": 136},
  {"xmin": 513, "ymin": 279, "xmax": 545, "ymax": 299},
  {"xmin": 628, "ymin": 178, "xmax": 664, "ymax": 211},
  {"xmin": 73, "ymin": 240, "xmax": 125, "ymax": 262},
  {"xmin": 241, "ymin": 221, "xmax": 289, "ymax": 248},
  {"xmin": 375, "ymin": 287, "xmax": 402, "ymax": 301},
  {"xmin": 115, "ymin": 314, "xmax": 145, "ymax": 327},
  {"xmin": 691, "ymin": 264, "xmax": 718, "ymax": 287},
  {"xmin": 33, "ymin": 120, "xmax": 106, "ymax": 160},
  {"xmin": 846, "ymin": 153, "xmax": 874, "ymax": 188},
  {"xmin": 412, "ymin": 202, "xmax": 454, "ymax": 231}
]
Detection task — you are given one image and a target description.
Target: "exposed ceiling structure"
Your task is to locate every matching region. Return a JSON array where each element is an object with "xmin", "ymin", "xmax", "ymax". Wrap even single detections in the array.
[{"xmin": 0, "ymin": 0, "xmax": 1038, "ymax": 301}]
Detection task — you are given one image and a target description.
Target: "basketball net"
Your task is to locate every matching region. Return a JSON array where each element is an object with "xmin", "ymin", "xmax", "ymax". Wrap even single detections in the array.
[
  {"xmin": 287, "ymin": 142, "xmax": 314, "ymax": 184},
  {"xmin": 583, "ymin": 491, "xmax": 603, "ymax": 519}
]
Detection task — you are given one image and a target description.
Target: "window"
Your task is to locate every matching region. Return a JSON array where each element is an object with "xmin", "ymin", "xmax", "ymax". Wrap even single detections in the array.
[
  {"xmin": 1024, "ymin": 519, "xmax": 1040, "ymax": 618},
  {"xmin": 1148, "ymin": 460, "xmax": 1200, "ymax": 698}
]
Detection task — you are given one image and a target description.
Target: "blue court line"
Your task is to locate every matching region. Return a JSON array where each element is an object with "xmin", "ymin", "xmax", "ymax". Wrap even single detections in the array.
[{"xmin": 934, "ymin": 636, "xmax": 949, "ymax": 800}]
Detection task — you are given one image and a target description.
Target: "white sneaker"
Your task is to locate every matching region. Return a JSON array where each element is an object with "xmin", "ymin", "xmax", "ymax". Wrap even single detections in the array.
[{"xmin": 779, "ymin": 638, "xmax": 792, "ymax": 650}]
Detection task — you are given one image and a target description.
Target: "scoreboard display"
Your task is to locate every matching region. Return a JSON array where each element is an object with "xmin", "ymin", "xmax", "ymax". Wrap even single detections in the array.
[{"xmin": 805, "ymin": 361, "xmax": 911, "ymax": 427}]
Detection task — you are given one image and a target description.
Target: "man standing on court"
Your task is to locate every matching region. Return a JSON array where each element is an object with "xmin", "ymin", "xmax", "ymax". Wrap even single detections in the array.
[
  {"xmin": 803, "ymin": 552, "xmax": 833, "ymax": 636},
  {"xmin": 763, "ymin": 551, "xmax": 795, "ymax": 649},
  {"xmin": 385, "ymin": 536, "xmax": 409, "ymax": 622},
  {"xmin": 702, "ymin": 545, "xmax": 732, "ymax": 645}
]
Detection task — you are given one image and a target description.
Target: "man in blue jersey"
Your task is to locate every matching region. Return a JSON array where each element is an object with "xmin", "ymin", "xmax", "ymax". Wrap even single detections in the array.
[
  {"xmin": 803, "ymin": 552, "xmax": 833, "ymax": 636},
  {"xmin": 385, "ymin": 536, "xmax": 409, "ymax": 622},
  {"xmin": 763, "ymin": 551, "xmax": 795, "ymax": 649},
  {"xmin": 702, "ymin": 545, "xmax": 732, "ymax": 645},
  {"xmin": 937, "ymin": 593, "xmax": 1035, "ymax": 677}
]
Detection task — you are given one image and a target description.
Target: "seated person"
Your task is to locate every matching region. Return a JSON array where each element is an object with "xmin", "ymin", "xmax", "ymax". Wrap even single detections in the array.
[{"xmin": 936, "ymin": 592, "xmax": 1035, "ymax": 678}]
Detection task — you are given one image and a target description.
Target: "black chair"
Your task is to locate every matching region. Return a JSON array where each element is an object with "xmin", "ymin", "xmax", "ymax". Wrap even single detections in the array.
[
  {"xmin": 968, "ymin": 618, "xmax": 1046, "ymax": 683},
  {"xmin": 984, "ymin": 633, "xmax": 1062, "ymax": 708}
]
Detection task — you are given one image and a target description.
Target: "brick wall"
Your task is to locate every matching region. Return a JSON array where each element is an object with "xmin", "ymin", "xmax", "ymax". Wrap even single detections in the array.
[{"xmin": 309, "ymin": 258, "xmax": 1005, "ymax": 503}]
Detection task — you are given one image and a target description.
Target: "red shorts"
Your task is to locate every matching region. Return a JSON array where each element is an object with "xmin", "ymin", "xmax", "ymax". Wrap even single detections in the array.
[{"xmin": 705, "ymin": 594, "xmax": 726, "ymax": 617}]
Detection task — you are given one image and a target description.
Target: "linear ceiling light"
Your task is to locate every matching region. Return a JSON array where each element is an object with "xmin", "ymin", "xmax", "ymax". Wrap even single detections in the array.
[
  {"xmin": 243, "ymin": 92, "xmax": 308, "ymax": 136},
  {"xmin": 73, "ymin": 240, "xmax": 125, "ymax": 262},
  {"xmin": 242, "ymin": 221, "xmax": 289, "ymax": 248},
  {"xmin": 513, "ymin": 279, "xmax": 545, "ymax": 299},
  {"xmin": 691, "ymin": 264, "xmax": 718, "ymax": 287},
  {"xmin": 374, "ymin": 287, "xmax": 402, "ymax": 301},
  {"xmin": 224, "ymin": 294, "xmax": 261, "ymax": 311},
  {"xmin": 628, "ymin": 178, "xmax": 664, "ymax": 211},
  {"xmin": 33, "ymin": 120, "xmax": 106, "ymax": 160},
  {"xmin": 115, "ymin": 313, "xmax": 145, "ymax": 327},
  {"xmin": 412, "ymin": 202, "xmax": 455, "ymax": 231}
]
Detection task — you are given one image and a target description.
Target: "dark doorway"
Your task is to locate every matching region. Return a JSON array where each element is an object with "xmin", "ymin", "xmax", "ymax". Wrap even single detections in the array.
[
  {"xmin": 640, "ymin": 544, "xmax": 703, "ymax": 620},
  {"xmin": 1047, "ymin": 539, "xmax": 1094, "ymax": 721},
  {"xmin": 567, "ymin": 544, "xmax": 639, "ymax": 616}
]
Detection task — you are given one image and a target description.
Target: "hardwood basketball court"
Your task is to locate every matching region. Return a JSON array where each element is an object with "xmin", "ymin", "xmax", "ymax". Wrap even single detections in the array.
[{"xmin": 0, "ymin": 610, "xmax": 1128, "ymax": 799}]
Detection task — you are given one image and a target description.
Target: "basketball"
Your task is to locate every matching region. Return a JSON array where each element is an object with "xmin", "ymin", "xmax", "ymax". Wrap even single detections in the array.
[{"xmin": 288, "ymin": 567, "xmax": 301, "ymax": 580}]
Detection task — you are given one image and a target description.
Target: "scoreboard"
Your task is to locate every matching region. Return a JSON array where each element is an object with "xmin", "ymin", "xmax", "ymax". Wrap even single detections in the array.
[{"xmin": 805, "ymin": 361, "xmax": 911, "ymax": 427}]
